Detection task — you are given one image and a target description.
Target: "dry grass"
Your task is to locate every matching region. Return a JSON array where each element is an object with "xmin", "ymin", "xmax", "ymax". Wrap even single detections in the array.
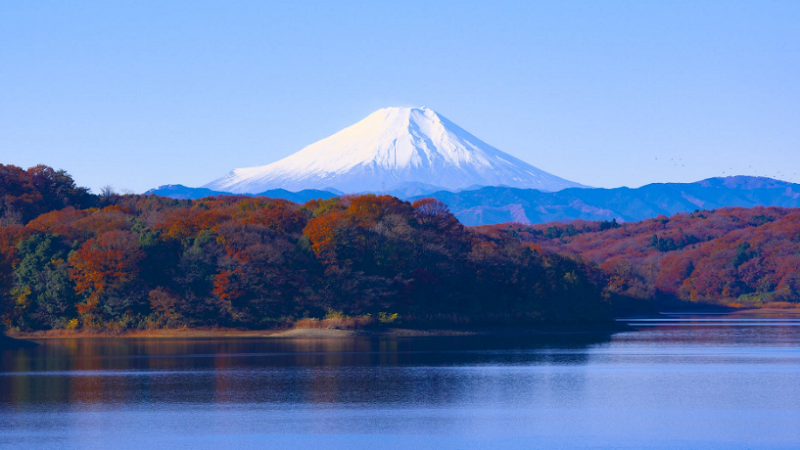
[
  {"xmin": 761, "ymin": 301, "xmax": 800, "ymax": 309},
  {"xmin": 728, "ymin": 301, "xmax": 800, "ymax": 310},
  {"xmin": 293, "ymin": 316, "xmax": 377, "ymax": 330}
]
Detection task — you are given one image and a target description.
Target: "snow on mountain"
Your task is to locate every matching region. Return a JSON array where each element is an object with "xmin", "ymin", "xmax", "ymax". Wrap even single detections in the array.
[{"xmin": 204, "ymin": 106, "xmax": 586, "ymax": 194}]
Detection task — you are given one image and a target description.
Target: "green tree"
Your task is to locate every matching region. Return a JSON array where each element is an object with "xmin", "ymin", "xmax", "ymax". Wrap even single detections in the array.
[{"xmin": 13, "ymin": 234, "xmax": 77, "ymax": 329}]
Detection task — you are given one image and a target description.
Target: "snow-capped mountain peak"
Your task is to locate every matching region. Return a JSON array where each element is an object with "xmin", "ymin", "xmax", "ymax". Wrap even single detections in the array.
[{"xmin": 204, "ymin": 106, "xmax": 586, "ymax": 194}]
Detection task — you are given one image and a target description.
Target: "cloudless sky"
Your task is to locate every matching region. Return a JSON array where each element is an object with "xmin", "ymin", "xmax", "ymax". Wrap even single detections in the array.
[{"xmin": 1, "ymin": 0, "xmax": 798, "ymax": 193}]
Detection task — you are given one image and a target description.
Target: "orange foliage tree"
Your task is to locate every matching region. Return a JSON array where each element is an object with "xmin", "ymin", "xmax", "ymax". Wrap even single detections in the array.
[{"xmin": 68, "ymin": 230, "xmax": 144, "ymax": 326}]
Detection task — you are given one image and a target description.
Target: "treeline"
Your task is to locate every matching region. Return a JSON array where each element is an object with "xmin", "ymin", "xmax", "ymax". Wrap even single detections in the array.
[
  {"xmin": 0, "ymin": 165, "xmax": 607, "ymax": 331},
  {"xmin": 483, "ymin": 207, "xmax": 800, "ymax": 309},
  {"xmin": 0, "ymin": 164, "xmax": 94, "ymax": 225}
]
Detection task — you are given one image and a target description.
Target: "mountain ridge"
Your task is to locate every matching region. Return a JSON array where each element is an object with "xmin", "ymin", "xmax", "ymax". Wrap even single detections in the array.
[
  {"xmin": 413, "ymin": 176, "xmax": 800, "ymax": 225},
  {"xmin": 145, "ymin": 184, "xmax": 338, "ymax": 203},
  {"xmin": 147, "ymin": 176, "xmax": 800, "ymax": 226}
]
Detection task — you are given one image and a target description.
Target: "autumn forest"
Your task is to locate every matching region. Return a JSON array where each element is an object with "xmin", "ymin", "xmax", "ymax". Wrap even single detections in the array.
[{"xmin": 2, "ymin": 164, "xmax": 799, "ymax": 332}]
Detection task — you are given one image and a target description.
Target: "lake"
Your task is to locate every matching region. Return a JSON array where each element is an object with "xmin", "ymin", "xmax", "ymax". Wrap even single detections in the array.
[{"xmin": 2, "ymin": 315, "xmax": 800, "ymax": 449}]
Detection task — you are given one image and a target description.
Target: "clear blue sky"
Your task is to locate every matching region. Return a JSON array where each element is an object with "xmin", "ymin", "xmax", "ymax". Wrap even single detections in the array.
[{"xmin": 1, "ymin": 0, "xmax": 798, "ymax": 193}]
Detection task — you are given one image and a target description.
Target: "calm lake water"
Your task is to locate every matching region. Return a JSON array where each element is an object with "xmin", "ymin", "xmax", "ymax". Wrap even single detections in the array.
[{"xmin": 2, "ymin": 315, "xmax": 800, "ymax": 449}]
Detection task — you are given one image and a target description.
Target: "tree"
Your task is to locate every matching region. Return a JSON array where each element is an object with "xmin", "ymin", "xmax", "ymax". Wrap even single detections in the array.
[
  {"xmin": 0, "ymin": 225, "xmax": 32, "ymax": 327},
  {"xmin": 12, "ymin": 234, "xmax": 77, "ymax": 329},
  {"xmin": 68, "ymin": 230, "xmax": 144, "ymax": 326},
  {"xmin": 0, "ymin": 164, "xmax": 94, "ymax": 224}
]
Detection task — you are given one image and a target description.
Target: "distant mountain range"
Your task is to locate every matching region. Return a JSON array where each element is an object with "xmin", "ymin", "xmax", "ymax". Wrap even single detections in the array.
[
  {"xmin": 203, "ymin": 106, "xmax": 585, "ymax": 194},
  {"xmin": 147, "ymin": 176, "xmax": 800, "ymax": 226},
  {"xmin": 414, "ymin": 176, "xmax": 800, "ymax": 226},
  {"xmin": 145, "ymin": 184, "xmax": 338, "ymax": 203}
]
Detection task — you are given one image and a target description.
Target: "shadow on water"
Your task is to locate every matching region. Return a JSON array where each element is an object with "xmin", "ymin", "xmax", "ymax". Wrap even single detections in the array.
[
  {"xmin": 0, "ymin": 333, "xmax": 38, "ymax": 350},
  {"xmin": 0, "ymin": 333, "xmax": 613, "ymax": 407}
]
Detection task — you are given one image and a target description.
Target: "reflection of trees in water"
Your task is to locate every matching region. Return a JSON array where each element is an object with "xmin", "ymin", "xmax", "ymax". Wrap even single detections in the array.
[
  {"xmin": 0, "ymin": 334, "xmax": 613, "ymax": 407},
  {"xmin": 621, "ymin": 317, "xmax": 800, "ymax": 347}
]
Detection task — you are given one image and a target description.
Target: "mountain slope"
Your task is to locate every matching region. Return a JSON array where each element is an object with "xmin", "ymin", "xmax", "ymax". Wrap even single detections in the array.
[
  {"xmin": 204, "ymin": 106, "xmax": 585, "ymax": 194},
  {"xmin": 413, "ymin": 176, "xmax": 800, "ymax": 226},
  {"xmin": 487, "ymin": 206, "xmax": 800, "ymax": 310}
]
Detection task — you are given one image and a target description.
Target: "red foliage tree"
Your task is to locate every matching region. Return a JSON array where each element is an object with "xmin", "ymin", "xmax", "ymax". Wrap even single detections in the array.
[{"xmin": 68, "ymin": 230, "xmax": 144, "ymax": 325}]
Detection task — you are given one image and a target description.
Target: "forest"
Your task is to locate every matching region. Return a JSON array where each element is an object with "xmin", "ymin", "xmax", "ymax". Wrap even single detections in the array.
[
  {"xmin": 3, "ymin": 164, "xmax": 799, "ymax": 332},
  {"xmin": 482, "ymin": 207, "xmax": 800, "ymax": 310},
  {"xmin": 0, "ymin": 164, "xmax": 607, "ymax": 332}
]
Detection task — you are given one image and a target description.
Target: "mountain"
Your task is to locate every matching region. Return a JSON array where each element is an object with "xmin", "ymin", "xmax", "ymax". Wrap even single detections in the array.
[
  {"xmin": 412, "ymin": 176, "xmax": 800, "ymax": 226},
  {"xmin": 145, "ymin": 184, "xmax": 337, "ymax": 203},
  {"xmin": 149, "ymin": 176, "xmax": 800, "ymax": 226},
  {"xmin": 204, "ymin": 106, "xmax": 585, "ymax": 194},
  {"xmin": 145, "ymin": 185, "xmax": 226, "ymax": 199}
]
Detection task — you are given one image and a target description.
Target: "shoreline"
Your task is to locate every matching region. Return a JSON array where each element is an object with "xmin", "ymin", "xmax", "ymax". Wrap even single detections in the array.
[
  {"xmin": 651, "ymin": 308, "xmax": 800, "ymax": 315},
  {"xmin": 5, "ymin": 323, "xmax": 629, "ymax": 341},
  {"xmin": 731, "ymin": 308, "xmax": 800, "ymax": 315},
  {"xmin": 7, "ymin": 308, "xmax": 799, "ymax": 342}
]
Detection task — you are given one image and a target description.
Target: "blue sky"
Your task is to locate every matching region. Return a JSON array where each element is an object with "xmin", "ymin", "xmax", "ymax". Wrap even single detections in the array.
[{"xmin": 1, "ymin": 0, "xmax": 798, "ymax": 193}]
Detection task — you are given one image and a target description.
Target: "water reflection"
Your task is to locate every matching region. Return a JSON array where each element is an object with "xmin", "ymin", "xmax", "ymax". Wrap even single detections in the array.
[
  {"xmin": 2, "ymin": 319, "xmax": 800, "ymax": 449},
  {"xmin": 0, "ymin": 333, "xmax": 610, "ymax": 408}
]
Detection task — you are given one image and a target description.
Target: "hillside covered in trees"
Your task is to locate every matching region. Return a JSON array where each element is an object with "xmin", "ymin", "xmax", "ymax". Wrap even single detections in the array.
[
  {"xmin": 4, "ymin": 164, "xmax": 800, "ymax": 333},
  {"xmin": 1, "ymin": 165, "xmax": 607, "ymax": 332},
  {"xmin": 483, "ymin": 207, "xmax": 800, "ymax": 310}
]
